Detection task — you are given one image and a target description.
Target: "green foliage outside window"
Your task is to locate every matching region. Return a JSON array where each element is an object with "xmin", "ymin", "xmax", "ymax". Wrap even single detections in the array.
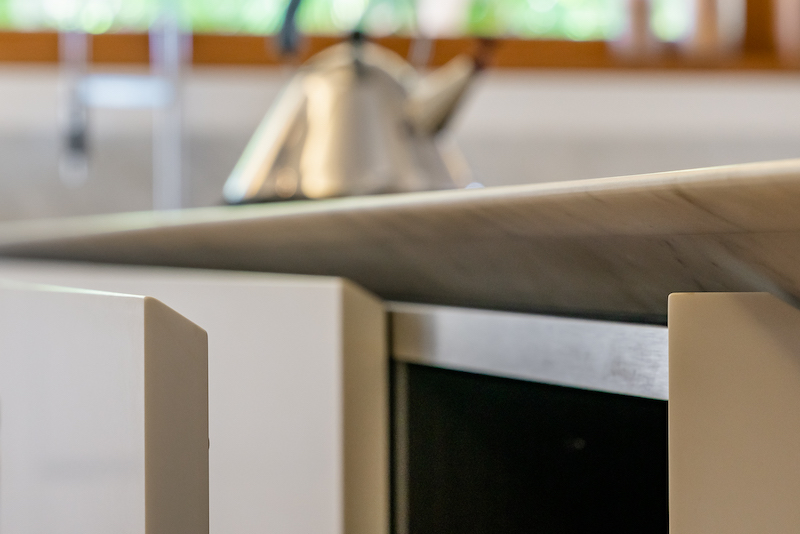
[{"xmin": 0, "ymin": 0, "xmax": 689, "ymax": 42}]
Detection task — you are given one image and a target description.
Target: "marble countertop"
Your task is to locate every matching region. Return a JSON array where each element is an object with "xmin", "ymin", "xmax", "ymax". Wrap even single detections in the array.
[{"xmin": 2, "ymin": 158, "xmax": 800, "ymax": 323}]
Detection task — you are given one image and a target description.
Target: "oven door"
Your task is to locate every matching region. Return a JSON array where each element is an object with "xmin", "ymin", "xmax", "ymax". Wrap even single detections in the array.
[{"xmin": 390, "ymin": 303, "xmax": 669, "ymax": 534}]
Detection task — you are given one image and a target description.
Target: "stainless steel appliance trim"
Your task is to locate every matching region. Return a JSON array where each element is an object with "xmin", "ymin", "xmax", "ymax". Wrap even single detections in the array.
[{"xmin": 389, "ymin": 303, "xmax": 668, "ymax": 400}]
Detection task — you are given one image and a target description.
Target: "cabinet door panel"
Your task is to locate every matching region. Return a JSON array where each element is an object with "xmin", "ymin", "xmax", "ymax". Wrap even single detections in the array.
[
  {"xmin": 670, "ymin": 292, "xmax": 800, "ymax": 534},
  {"xmin": 0, "ymin": 261, "xmax": 388, "ymax": 534},
  {"xmin": 0, "ymin": 281, "xmax": 208, "ymax": 534}
]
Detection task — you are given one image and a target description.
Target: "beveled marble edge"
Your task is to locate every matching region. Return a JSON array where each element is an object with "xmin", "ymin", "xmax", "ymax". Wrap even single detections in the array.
[
  {"xmin": 3, "ymin": 158, "xmax": 800, "ymax": 321},
  {"xmin": 2, "ymin": 157, "xmax": 800, "ymax": 246}
]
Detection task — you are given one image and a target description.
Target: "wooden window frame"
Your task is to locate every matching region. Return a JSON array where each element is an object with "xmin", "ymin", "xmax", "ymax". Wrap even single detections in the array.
[{"xmin": 0, "ymin": 26, "xmax": 791, "ymax": 71}]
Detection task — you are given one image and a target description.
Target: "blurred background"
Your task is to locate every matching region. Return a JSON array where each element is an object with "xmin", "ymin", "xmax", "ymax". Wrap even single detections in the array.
[{"xmin": 0, "ymin": 0, "xmax": 798, "ymax": 219}]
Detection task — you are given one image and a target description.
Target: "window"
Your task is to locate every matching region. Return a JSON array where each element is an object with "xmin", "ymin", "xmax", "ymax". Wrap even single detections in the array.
[{"xmin": 0, "ymin": 0, "xmax": 693, "ymax": 43}]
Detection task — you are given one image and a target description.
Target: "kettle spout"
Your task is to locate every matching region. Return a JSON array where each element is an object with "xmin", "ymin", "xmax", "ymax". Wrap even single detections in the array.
[{"xmin": 406, "ymin": 54, "xmax": 476, "ymax": 136}]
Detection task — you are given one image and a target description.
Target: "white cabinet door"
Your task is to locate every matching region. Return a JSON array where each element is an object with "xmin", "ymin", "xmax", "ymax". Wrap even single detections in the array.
[
  {"xmin": 0, "ymin": 280, "xmax": 208, "ymax": 534},
  {"xmin": 670, "ymin": 292, "xmax": 800, "ymax": 534},
  {"xmin": 0, "ymin": 261, "xmax": 388, "ymax": 534}
]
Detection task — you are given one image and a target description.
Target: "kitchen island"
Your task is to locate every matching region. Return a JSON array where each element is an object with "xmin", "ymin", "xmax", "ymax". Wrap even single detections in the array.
[{"xmin": 3, "ymin": 158, "xmax": 800, "ymax": 533}]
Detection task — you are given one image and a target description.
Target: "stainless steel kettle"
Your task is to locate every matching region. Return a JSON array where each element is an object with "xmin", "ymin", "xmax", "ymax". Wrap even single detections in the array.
[{"xmin": 222, "ymin": 33, "xmax": 479, "ymax": 203}]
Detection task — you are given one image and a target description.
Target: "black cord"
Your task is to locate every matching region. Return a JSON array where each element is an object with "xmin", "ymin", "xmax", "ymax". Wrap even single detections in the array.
[{"xmin": 277, "ymin": 0, "xmax": 303, "ymax": 55}]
